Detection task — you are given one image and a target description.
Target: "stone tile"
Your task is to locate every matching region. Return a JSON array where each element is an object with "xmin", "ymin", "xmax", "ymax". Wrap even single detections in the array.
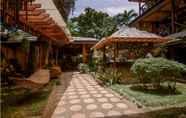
[
  {"xmin": 102, "ymin": 103, "xmax": 113, "ymax": 109},
  {"xmin": 68, "ymin": 95, "xmax": 79, "ymax": 99},
  {"xmin": 67, "ymin": 92, "xmax": 76, "ymax": 95},
  {"xmin": 124, "ymin": 110, "xmax": 138, "ymax": 114},
  {"xmin": 107, "ymin": 110, "xmax": 122, "ymax": 116},
  {"xmin": 52, "ymin": 72, "xmax": 142, "ymax": 118},
  {"xmin": 69, "ymin": 99, "xmax": 81, "ymax": 104},
  {"xmin": 89, "ymin": 111, "xmax": 105, "ymax": 118},
  {"xmin": 70, "ymin": 105, "xmax": 82, "ymax": 112},
  {"xmin": 105, "ymin": 94, "xmax": 114, "ymax": 97},
  {"xmin": 78, "ymin": 91, "xmax": 87, "ymax": 95},
  {"xmin": 92, "ymin": 94, "xmax": 102, "ymax": 98},
  {"xmin": 100, "ymin": 90, "xmax": 108, "ymax": 94},
  {"xmin": 71, "ymin": 113, "xmax": 86, "ymax": 118},
  {"xmin": 86, "ymin": 104, "xmax": 98, "ymax": 110},
  {"xmin": 83, "ymin": 98, "xmax": 95, "ymax": 103},
  {"xmin": 80, "ymin": 94, "xmax": 91, "ymax": 98},
  {"xmin": 116, "ymin": 103, "xmax": 128, "ymax": 109},
  {"xmin": 97, "ymin": 98, "xmax": 108, "ymax": 103},
  {"xmin": 110, "ymin": 97, "xmax": 120, "ymax": 102},
  {"xmin": 53, "ymin": 107, "xmax": 66, "ymax": 114},
  {"xmin": 89, "ymin": 91, "xmax": 98, "ymax": 94}
]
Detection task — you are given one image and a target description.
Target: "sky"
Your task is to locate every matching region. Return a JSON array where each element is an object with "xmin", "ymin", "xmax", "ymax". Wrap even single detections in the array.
[{"xmin": 70, "ymin": 0, "xmax": 139, "ymax": 17}]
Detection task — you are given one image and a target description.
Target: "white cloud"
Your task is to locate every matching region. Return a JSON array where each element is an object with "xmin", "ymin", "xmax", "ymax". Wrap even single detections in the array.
[
  {"xmin": 101, "ymin": 6, "xmax": 138, "ymax": 16},
  {"xmin": 70, "ymin": 0, "xmax": 139, "ymax": 17}
]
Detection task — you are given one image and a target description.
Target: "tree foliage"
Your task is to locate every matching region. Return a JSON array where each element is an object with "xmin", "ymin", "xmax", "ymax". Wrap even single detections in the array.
[
  {"xmin": 113, "ymin": 9, "xmax": 138, "ymax": 26},
  {"xmin": 97, "ymin": 68, "xmax": 122, "ymax": 86},
  {"xmin": 68, "ymin": 7, "xmax": 117, "ymax": 39},
  {"xmin": 131, "ymin": 58, "xmax": 186, "ymax": 89},
  {"xmin": 68, "ymin": 8, "xmax": 138, "ymax": 39}
]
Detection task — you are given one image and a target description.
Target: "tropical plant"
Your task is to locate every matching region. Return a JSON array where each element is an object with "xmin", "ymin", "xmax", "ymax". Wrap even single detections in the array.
[
  {"xmin": 67, "ymin": 20, "xmax": 79, "ymax": 36},
  {"xmin": 113, "ymin": 9, "xmax": 138, "ymax": 26},
  {"xmin": 78, "ymin": 63, "xmax": 89, "ymax": 73},
  {"xmin": 97, "ymin": 68, "xmax": 122, "ymax": 86},
  {"xmin": 21, "ymin": 38, "xmax": 30, "ymax": 53},
  {"xmin": 69, "ymin": 7, "xmax": 117, "ymax": 39},
  {"xmin": 131, "ymin": 58, "xmax": 186, "ymax": 91}
]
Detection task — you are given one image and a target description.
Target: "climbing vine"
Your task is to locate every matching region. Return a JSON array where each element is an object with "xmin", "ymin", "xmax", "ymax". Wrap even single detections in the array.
[{"xmin": 21, "ymin": 38, "xmax": 30, "ymax": 53}]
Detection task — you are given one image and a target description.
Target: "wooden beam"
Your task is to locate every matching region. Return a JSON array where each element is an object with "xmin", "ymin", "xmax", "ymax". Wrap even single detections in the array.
[
  {"xmin": 21, "ymin": 13, "xmax": 49, "ymax": 20},
  {"xmin": 19, "ymin": 9, "xmax": 46, "ymax": 16}
]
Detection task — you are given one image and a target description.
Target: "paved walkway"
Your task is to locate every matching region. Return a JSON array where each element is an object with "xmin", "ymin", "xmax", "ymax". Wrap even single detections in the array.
[{"xmin": 51, "ymin": 72, "xmax": 142, "ymax": 118}]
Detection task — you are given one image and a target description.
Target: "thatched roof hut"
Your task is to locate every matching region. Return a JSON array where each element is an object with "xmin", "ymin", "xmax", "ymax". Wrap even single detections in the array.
[{"xmin": 93, "ymin": 25, "xmax": 168, "ymax": 49}]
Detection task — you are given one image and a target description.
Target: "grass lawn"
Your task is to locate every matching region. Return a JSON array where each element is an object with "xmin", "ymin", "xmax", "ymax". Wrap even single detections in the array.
[
  {"xmin": 1, "ymin": 79, "xmax": 60, "ymax": 118},
  {"xmin": 110, "ymin": 83, "xmax": 186, "ymax": 118},
  {"xmin": 111, "ymin": 83, "xmax": 186, "ymax": 108}
]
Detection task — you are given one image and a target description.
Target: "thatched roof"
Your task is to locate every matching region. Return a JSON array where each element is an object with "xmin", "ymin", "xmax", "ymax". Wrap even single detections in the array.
[
  {"xmin": 1, "ymin": 30, "xmax": 38, "ymax": 44},
  {"xmin": 111, "ymin": 25, "xmax": 162, "ymax": 39},
  {"xmin": 93, "ymin": 25, "xmax": 168, "ymax": 49},
  {"xmin": 33, "ymin": 0, "xmax": 72, "ymax": 41},
  {"xmin": 72, "ymin": 37, "xmax": 98, "ymax": 42},
  {"xmin": 71, "ymin": 37, "xmax": 98, "ymax": 45},
  {"xmin": 167, "ymin": 30, "xmax": 186, "ymax": 39},
  {"xmin": 160, "ymin": 31, "xmax": 186, "ymax": 47}
]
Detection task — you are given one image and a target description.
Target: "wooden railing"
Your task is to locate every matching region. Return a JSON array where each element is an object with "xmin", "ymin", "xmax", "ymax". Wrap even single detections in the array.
[{"xmin": 139, "ymin": 0, "xmax": 164, "ymax": 15}]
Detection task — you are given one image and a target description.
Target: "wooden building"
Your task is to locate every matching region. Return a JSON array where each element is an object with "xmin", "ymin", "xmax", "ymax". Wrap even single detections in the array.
[
  {"xmin": 161, "ymin": 30, "xmax": 186, "ymax": 64},
  {"xmin": 128, "ymin": 0, "xmax": 186, "ymax": 35},
  {"xmin": 0, "ymin": 0, "xmax": 71, "ymax": 74},
  {"xmin": 128, "ymin": 0, "xmax": 186, "ymax": 64},
  {"xmin": 61, "ymin": 37, "xmax": 98, "ymax": 70}
]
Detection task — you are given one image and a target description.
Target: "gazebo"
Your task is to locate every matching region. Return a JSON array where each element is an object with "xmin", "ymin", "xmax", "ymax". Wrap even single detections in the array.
[{"xmin": 93, "ymin": 25, "xmax": 169, "ymax": 65}]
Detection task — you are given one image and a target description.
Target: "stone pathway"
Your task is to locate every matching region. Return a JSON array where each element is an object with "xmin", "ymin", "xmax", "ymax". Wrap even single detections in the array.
[{"xmin": 51, "ymin": 72, "xmax": 142, "ymax": 118}]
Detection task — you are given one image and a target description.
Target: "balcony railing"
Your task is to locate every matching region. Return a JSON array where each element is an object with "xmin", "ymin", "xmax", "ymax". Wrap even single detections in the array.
[{"xmin": 139, "ymin": 0, "xmax": 164, "ymax": 15}]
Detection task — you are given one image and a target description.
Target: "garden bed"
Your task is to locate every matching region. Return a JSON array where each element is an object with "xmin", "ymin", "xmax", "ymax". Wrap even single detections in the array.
[
  {"xmin": 1, "ymin": 79, "xmax": 61, "ymax": 118},
  {"xmin": 110, "ymin": 83, "xmax": 186, "ymax": 108}
]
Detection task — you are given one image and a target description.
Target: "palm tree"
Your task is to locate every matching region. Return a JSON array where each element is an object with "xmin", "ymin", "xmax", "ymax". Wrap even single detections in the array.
[{"xmin": 114, "ymin": 9, "xmax": 138, "ymax": 26}]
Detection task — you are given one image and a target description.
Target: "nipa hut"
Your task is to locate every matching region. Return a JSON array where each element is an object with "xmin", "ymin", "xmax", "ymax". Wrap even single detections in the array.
[{"xmin": 93, "ymin": 25, "xmax": 169, "ymax": 65}]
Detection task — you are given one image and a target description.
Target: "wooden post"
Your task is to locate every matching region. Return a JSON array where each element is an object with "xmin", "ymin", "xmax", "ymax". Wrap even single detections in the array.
[
  {"xmin": 103, "ymin": 46, "xmax": 106, "ymax": 67},
  {"xmin": 45, "ymin": 41, "xmax": 51, "ymax": 66},
  {"xmin": 82, "ymin": 44, "xmax": 87, "ymax": 63},
  {"xmin": 139, "ymin": 1, "xmax": 142, "ymax": 15},
  {"xmin": 55, "ymin": 48, "xmax": 58, "ymax": 65},
  {"xmin": 113, "ymin": 42, "xmax": 117, "ymax": 68},
  {"xmin": 103, "ymin": 46, "xmax": 106, "ymax": 71},
  {"xmin": 171, "ymin": 0, "xmax": 176, "ymax": 33}
]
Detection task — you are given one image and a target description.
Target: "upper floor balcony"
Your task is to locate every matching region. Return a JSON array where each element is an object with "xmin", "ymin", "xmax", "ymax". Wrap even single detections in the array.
[{"xmin": 129, "ymin": 0, "xmax": 165, "ymax": 16}]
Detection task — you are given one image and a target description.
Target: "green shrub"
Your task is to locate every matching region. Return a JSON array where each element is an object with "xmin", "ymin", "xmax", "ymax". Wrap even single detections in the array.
[
  {"xmin": 78, "ymin": 63, "xmax": 89, "ymax": 73},
  {"xmin": 97, "ymin": 68, "xmax": 122, "ymax": 85},
  {"xmin": 131, "ymin": 58, "xmax": 186, "ymax": 90},
  {"xmin": 88, "ymin": 59, "xmax": 97, "ymax": 72}
]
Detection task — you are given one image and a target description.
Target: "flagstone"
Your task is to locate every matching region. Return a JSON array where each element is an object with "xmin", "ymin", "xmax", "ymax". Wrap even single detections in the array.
[{"xmin": 52, "ymin": 72, "xmax": 142, "ymax": 118}]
